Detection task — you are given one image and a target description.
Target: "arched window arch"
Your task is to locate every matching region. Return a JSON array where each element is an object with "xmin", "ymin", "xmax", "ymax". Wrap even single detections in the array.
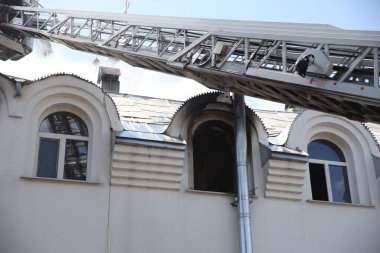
[
  {"xmin": 37, "ymin": 112, "xmax": 89, "ymax": 181},
  {"xmin": 192, "ymin": 120, "xmax": 236, "ymax": 193},
  {"xmin": 308, "ymin": 139, "xmax": 351, "ymax": 203}
]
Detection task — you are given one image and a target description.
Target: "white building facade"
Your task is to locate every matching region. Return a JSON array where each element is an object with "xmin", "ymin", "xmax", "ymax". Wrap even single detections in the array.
[{"xmin": 1, "ymin": 73, "xmax": 380, "ymax": 253}]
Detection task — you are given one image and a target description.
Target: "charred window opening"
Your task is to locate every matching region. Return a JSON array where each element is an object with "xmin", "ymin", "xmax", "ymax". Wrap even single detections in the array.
[{"xmin": 193, "ymin": 120, "xmax": 236, "ymax": 193}]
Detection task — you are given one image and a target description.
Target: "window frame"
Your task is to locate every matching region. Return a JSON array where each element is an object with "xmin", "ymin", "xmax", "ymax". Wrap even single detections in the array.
[
  {"xmin": 174, "ymin": 100, "xmax": 258, "ymax": 196},
  {"xmin": 309, "ymin": 159, "xmax": 350, "ymax": 202},
  {"xmin": 308, "ymin": 139, "xmax": 352, "ymax": 203},
  {"xmin": 186, "ymin": 111, "xmax": 255, "ymax": 195},
  {"xmin": 186, "ymin": 113, "xmax": 236, "ymax": 193},
  {"xmin": 191, "ymin": 119, "xmax": 237, "ymax": 194},
  {"xmin": 36, "ymin": 111, "xmax": 91, "ymax": 181},
  {"xmin": 285, "ymin": 111, "xmax": 377, "ymax": 206}
]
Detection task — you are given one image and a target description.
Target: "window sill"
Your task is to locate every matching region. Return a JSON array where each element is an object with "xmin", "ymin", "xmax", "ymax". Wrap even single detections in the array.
[
  {"xmin": 186, "ymin": 189, "xmax": 232, "ymax": 196},
  {"xmin": 20, "ymin": 176, "xmax": 101, "ymax": 185},
  {"xmin": 307, "ymin": 199, "xmax": 375, "ymax": 208},
  {"xmin": 186, "ymin": 189, "xmax": 257, "ymax": 198}
]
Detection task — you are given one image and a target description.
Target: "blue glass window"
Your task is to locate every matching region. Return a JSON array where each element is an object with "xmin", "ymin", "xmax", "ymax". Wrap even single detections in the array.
[
  {"xmin": 329, "ymin": 165, "xmax": 351, "ymax": 203},
  {"xmin": 308, "ymin": 140, "xmax": 345, "ymax": 162}
]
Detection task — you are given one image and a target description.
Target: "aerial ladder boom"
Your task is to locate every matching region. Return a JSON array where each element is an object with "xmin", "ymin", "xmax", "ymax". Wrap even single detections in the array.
[{"xmin": 1, "ymin": 4, "xmax": 380, "ymax": 122}]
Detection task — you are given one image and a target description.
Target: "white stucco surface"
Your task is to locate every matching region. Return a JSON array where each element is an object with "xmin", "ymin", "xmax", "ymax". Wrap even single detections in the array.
[{"xmin": 1, "ymin": 73, "xmax": 380, "ymax": 253}]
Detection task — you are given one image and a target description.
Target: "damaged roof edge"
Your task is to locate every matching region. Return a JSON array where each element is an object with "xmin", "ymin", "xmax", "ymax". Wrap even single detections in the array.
[
  {"xmin": 269, "ymin": 144, "xmax": 309, "ymax": 162},
  {"xmin": 115, "ymin": 136, "xmax": 186, "ymax": 150}
]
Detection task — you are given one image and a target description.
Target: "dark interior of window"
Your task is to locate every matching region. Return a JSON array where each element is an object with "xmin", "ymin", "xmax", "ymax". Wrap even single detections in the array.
[
  {"xmin": 193, "ymin": 120, "xmax": 236, "ymax": 193},
  {"xmin": 309, "ymin": 163, "xmax": 328, "ymax": 201}
]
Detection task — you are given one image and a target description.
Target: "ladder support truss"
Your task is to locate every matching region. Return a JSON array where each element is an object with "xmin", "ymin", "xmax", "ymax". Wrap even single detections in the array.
[{"xmin": 1, "ymin": 5, "xmax": 380, "ymax": 122}]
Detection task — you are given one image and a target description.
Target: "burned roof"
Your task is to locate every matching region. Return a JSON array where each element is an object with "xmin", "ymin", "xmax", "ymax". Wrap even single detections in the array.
[
  {"xmin": 2, "ymin": 72, "xmax": 378, "ymax": 147},
  {"xmin": 110, "ymin": 92, "xmax": 292, "ymax": 144},
  {"xmin": 253, "ymin": 110, "xmax": 299, "ymax": 137},
  {"xmin": 110, "ymin": 92, "xmax": 380, "ymax": 148}
]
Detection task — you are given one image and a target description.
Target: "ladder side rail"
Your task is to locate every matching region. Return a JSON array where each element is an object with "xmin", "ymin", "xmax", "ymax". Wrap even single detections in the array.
[{"xmin": 3, "ymin": 5, "xmax": 380, "ymax": 46}]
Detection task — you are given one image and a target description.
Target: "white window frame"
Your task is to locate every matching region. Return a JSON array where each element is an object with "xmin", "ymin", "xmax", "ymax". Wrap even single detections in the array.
[
  {"xmin": 38, "ymin": 132, "xmax": 89, "ymax": 180},
  {"xmin": 37, "ymin": 115, "xmax": 90, "ymax": 181},
  {"xmin": 309, "ymin": 158, "xmax": 350, "ymax": 202}
]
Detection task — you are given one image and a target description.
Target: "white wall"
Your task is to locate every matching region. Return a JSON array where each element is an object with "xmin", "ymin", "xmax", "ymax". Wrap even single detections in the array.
[
  {"xmin": 1, "ymin": 76, "xmax": 379, "ymax": 253},
  {"xmin": 252, "ymin": 198, "xmax": 380, "ymax": 253},
  {"xmin": 109, "ymin": 188, "xmax": 239, "ymax": 253},
  {"xmin": 0, "ymin": 180, "xmax": 110, "ymax": 253},
  {"xmin": 106, "ymin": 178, "xmax": 380, "ymax": 253},
  {"xmin": 0, "ymin": 75, "xmax": 117, "ymax": 253}
]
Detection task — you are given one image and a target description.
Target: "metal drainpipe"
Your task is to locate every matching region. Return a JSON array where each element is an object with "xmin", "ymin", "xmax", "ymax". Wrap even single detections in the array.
[{"xmin": 234, "ymin": 93, "xmax": 253, "ymax": 253}]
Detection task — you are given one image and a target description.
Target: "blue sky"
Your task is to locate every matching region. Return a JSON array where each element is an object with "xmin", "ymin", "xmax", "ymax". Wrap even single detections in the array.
[
  {"xmin": 42, "ymin": 0, "xmax": 380, "ymax": 30},
  {"xmin": 1, "ymin": 0, "xmax": 379, "ymax": 108}
]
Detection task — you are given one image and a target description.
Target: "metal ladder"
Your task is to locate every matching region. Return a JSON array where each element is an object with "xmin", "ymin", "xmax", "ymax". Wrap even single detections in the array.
[{"xmin": 1, "ymin": 5, "xmax": 380, "ymax": 122}]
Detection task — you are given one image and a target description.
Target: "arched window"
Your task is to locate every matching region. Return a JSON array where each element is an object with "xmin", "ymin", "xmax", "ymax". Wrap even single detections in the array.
[
  {"xmin": 37, "ymin": 112, "xmax": 89, "ymax": 181},
  {"xmin": 192, "ymin": 120, "xmax": 236, "ymax": 193},
  {"xmin": 308, "ymin": 139, "xmax": 351, "ymax": 203}
]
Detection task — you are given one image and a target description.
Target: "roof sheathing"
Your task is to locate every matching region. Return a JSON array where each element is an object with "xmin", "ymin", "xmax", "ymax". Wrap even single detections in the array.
[
  {"xmin": 110, "ymin": 93, "xmax": 184, "ymax": 145},
  {"xmin": 253, "ymin": 110, "xmax": 299, "ymax": 138},
  {"xmin": 110, "ymin": 93, "xmax": 182, "ymax": 125}
]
